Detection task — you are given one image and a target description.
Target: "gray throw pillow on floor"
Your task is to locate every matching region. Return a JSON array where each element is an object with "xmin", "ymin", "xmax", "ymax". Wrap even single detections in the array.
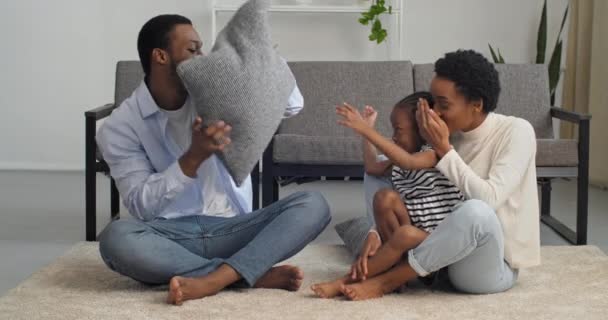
[
  {"xmin": 177, "ymin": 0, "xmax": 295, "ymax": 186},
  {"xmin": 335, "ymin": 216, "xmax": 374, "ymax": 258}
]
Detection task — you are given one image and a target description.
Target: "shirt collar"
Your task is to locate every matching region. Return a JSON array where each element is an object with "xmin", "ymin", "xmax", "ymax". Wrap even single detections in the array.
[
  {"xmin": 135, "ymin": 81, "xmax": 160, "ymax": 119},
  {"xmin": 135, "ymin": 81, "xmax": 191, "ymax": 119},
  {"xmin": 460, "ymin": 112, "xmax": 497, "ymax": 141}
]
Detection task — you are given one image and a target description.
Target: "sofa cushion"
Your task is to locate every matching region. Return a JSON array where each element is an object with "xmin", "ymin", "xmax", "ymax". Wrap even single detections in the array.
[
  {"xmin": 272, "ymin": 134, "xmax": 365, "ymax": 165},
  {"xmin": 536, "ymin": 139, "xmax": 578, "ymax": 167},
  {"xmin": 115, "ymin": 61, "xmax": 144, "ymax": 107},
  {"xmin": 177, "ymin": 0, "xmax": 295, "ymax": 186},
  {"xmin": 334, "ymin": 216, "xmax": 373, "ymax": 258},
  {"xmin": 273, "ymin": 134, "xmax": 578, "ymax": 168},
  {"xmin": 281, "ymin": 61, "xmax": 414, "ymax": 139}
]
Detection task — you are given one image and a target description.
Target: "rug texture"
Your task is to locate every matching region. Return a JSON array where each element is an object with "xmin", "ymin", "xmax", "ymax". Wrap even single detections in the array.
[{"xmin": 0, "ymin": 243, "xmax": 606, "ymax": 320}]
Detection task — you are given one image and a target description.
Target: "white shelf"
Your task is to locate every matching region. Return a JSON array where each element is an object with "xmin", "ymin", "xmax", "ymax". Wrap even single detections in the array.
[
  {"xmin": 211, "ymin": 0, "xmax": 403, "ymax": 60},
  {"xmin": 214, "ymin": 5, "xmax": 400, "ymax": 13}
]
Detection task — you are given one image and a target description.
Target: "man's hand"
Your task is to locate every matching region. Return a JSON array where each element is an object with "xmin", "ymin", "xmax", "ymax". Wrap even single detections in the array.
[
  {"xmin": 179, "ymin": 116, "xmax": 232, "ymax": 177},
  {"xmin": 350, "ymin": 231, "xmax": 382, "ymax": 281}
]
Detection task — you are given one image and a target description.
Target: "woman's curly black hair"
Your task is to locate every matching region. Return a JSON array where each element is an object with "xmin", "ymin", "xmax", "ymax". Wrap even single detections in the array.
[{"xmin": 434, "ymin": 50, "xmax": 501, "ymax": 113}]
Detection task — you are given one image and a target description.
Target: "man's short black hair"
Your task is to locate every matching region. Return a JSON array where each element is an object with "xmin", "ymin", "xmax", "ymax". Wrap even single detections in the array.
[
  {"xmin": 137, "ymin": 14, "xmax": 192, "ymax": 76},
  {"xmin": 434, "ymin": 50, "xmax": 501, "ymax": 113}
]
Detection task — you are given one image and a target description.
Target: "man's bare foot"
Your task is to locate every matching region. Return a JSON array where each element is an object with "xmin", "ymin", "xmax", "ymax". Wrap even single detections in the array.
[
  {"xmin": 340, "ymin": 278, "xmax": 387, "ymax": 301},
  {"xmin": 310, "ymin": 279, "xmax": 346, "ymax": 299},
  {"xmin": 254, "ymin": 265, "xmax": 303, "ymax": 291},
  {"xmin": 167, "ymin": 276, "xmax": 224, "ymax": 305}
]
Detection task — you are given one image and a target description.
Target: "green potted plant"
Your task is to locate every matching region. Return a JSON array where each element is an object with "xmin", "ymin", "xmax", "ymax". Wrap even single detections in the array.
[
  {"xmin": 359, "ymin": 0, "xmax": 393, "ymax": 44},
  {"xmin": 489, "ymin": 0, "xmax": 569, "ymax": 105}
]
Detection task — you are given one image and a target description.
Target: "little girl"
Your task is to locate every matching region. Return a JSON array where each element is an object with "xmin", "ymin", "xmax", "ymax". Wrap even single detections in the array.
[{"xmin": 311, "ymin": 92, "xmax": 464, "ymax": 300}]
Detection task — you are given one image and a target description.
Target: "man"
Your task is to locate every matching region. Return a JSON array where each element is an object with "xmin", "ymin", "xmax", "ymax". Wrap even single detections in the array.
[{"xmin": 97, "ymin": 14, "xmax": 331, "ymax": 305}]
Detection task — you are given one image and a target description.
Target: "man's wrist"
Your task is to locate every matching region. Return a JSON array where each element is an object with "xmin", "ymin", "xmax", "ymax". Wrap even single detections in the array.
[{"xmin": 179, "ymin": 150, "xmax": 206, "ymax": 177}]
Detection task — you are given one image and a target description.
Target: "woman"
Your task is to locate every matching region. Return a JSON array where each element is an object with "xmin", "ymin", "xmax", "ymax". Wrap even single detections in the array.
[{"xmin": 343, "ymin": 49, "xmax": 540, "ymax": 300}]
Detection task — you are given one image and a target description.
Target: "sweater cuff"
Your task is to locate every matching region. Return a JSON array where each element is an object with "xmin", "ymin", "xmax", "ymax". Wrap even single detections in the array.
[{"xmin": 435, "ymin": 148, "xmax": 458, "ymax": 173}]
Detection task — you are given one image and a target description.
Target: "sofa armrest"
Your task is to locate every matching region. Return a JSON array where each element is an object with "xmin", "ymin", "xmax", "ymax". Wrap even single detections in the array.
[
  {"xmin": 550, "ymin": 107, "xmax": 591, "ymax": 124},
  {"xmin": 85, "ymin": 103, "xmax": 114, "ymax": 170},
  {"xmin": 85, "ymin": 103, "xmax": 115, "ymax": 120}
]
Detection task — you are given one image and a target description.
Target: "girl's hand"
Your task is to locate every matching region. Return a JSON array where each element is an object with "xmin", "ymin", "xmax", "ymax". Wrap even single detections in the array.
[
  {"xmin": 362, "ymin": 105, "xmax": 378, "ymax": 128},
  {"xmin": 336, "ymin": 102, "xmax": 370, "ymax": 134},
  {"xmin": 350, "ymin": 231, "xmax": 381, "ymax": 281}
]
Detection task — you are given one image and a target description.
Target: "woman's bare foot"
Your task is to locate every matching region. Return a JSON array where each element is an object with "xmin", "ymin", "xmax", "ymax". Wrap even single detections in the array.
[
  {"xmin": 254, "ymin": 265, "xmax": 304, "ymax": 291},
  {"xmin": 340, "ymin": 278, "xmax": 387, "ymax": 301},
  {"xmin": 167, "ymin": 276, "xmax": 225, "ymax": 305},
  {"xmin": 310, "ymin": 279, "xmax": 346, "ymax": 299}
]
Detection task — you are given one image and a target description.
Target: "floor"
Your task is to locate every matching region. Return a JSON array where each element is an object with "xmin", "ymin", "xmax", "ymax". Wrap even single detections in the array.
[{"xmin": 0, "ymin": 171, "xmax": 607, "ymax": 296}]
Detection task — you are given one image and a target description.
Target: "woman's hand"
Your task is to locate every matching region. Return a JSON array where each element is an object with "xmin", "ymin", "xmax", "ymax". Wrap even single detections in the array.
[
  {"xmin": 350, "ymin": 231, "xmax": 381, "ymax": 281},
  {"xmin": 416, "ymin": 99, "xmax": 451, "ymax": 158},
  {"xmin": 336, "ymin": 103, "xmax": 372, "ymax": 134}
]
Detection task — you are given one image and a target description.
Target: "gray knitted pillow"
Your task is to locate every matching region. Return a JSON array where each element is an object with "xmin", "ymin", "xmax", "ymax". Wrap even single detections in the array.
[
  {"xmin": 177, "ymin": 0, "xmax": 295, "ymax": 186},
  {"xmin": 335, "ymin": 216, "xmax": 374, "ymax": 258}
]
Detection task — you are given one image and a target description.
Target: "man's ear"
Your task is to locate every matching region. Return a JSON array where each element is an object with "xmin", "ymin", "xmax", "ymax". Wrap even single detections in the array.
[{"xmin": 151, "ymin": 48, "xmax": 169, "ymax": 66}]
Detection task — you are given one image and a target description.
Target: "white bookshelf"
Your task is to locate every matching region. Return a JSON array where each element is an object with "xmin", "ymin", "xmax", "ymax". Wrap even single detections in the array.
[{"xmin": 211, "ymin": 0, "xmax": 403, "ymax": 59}]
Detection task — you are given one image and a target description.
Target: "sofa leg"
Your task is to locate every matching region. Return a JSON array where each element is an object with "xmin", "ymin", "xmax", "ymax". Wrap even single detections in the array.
[
  {"xmin": 272, "ymin": 176, "xmax": 279, "ymax": 203},
  {"xmin": 539, "ymin": 177, "xmax": 577, "ymax": 244},
  {"xmin": 252, "ymin": 162, "xmax": 260, "ymax": 211},
  {"xmin": 85, "ymin": 117, "xmax": 97, "ymax": 241},
  {"xmin": 85, "ymin": 170, "xmax": 96, "ymax": 241},
  {"xmin": 576, "ymin": 119, "xmax": 590, "ymax": 245},
  {"xmin": 110, "ymin": 178, "xmax": 120, "ymax": 220},
  {"xmin": 262, "ymin": 170, "xmax": 276, "ymax": 208},
  {"xmin": 262, "ymin": 175, "xmax": 272, "ymax": 208},
  {"xmin": 540, "ymin": 178, "xmax": 552, "ymax": 217},
  {"xmin": 576, "ymin": 177, "xmax": 589, "ymax": 245}
]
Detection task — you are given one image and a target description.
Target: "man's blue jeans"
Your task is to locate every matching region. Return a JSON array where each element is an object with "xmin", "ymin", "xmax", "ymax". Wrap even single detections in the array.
[{"xmin": 99, "ymin": 191, "xmax": 331, "ymax": 286}]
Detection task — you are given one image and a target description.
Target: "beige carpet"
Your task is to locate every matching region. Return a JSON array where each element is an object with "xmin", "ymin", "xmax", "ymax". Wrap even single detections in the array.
[{"xmin": 0, "ymin": 243, "xmax": 606, "ymax": 320}]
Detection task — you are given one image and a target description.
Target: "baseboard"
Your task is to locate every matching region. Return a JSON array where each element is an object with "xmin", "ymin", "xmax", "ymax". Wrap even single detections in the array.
[
  {"xmin": 0, "ymin": 162, "xmax": 83, "ymax": 172},
  {"xmin": 590, "ymin": 179, "xmax": 608, "ymax": 190}
]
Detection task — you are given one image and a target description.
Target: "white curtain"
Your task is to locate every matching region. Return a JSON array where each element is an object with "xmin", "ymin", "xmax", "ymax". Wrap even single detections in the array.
[{"xmin": 561, "ymin": 0, "xmax": 608, "ymax": 187}]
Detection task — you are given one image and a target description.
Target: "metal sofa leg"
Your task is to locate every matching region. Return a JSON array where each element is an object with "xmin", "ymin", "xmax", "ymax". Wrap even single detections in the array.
[
  {"xmin": 539, "ymin": 177, "xmax": 577, "ymax": 244},
  {"xmin": 540, "ymin": 178, "xmax": 552, "ymax": 217},
  {"xmin": 85, "ymin": 118, "xmax": 97, "ymax": 242},
  {"xmin": 576, "ymin": 120, "xmax": 590, "ymax": 245},
  {"xmin": 252, "ymin": 162, "xmax": 260, "ymax": 211},
  {"xmin": 110, "ymin": 178, "xmax": 120, "ymax": 221},
  {"xmin": 576, "ymin": 175, "xmax": 589, "ymax": 245},
  {"xmin": 262, "ymin": 170, "xmax": 275, "ymax": 208}
]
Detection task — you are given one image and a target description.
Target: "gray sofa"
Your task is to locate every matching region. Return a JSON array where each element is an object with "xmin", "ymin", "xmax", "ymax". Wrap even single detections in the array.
[
  {"xmin": 85, "ymin": 60, "xmax": 591, "ymax": 245},
  {"xmin": 262, "ymin": 61, "xmax": 591, "ymax": 245}
]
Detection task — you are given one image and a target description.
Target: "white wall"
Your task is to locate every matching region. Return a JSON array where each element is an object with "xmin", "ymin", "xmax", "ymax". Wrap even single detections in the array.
[
  {"xmin": 403, "ymin": 0, "xmax": 569, "ymax": 64},
  {"xmin": 0, "ymin": 0, "xmax": 568, "ymax": 171}
]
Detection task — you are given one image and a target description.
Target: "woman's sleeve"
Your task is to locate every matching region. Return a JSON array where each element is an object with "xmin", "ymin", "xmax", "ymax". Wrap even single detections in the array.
[{"xmin": 435, "ymin": 119, "xmax": 536, "ymax": 210}]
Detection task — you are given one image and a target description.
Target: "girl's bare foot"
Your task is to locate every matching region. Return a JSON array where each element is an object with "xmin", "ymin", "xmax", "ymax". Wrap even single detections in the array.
[
  {"xmin": 254, "ymin": 265, "xmax": 304, "ymax": 291},
  {"xmin": 167, "ymin": 276, "xmax": 225, "ymax": 305},
  {"xmin": 310, "ymin": 279, "xmax": 346, "ymax": 299},
  {"xmin": 340, "ymin": 278, "xmax": 387, "ymax": 301}
]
